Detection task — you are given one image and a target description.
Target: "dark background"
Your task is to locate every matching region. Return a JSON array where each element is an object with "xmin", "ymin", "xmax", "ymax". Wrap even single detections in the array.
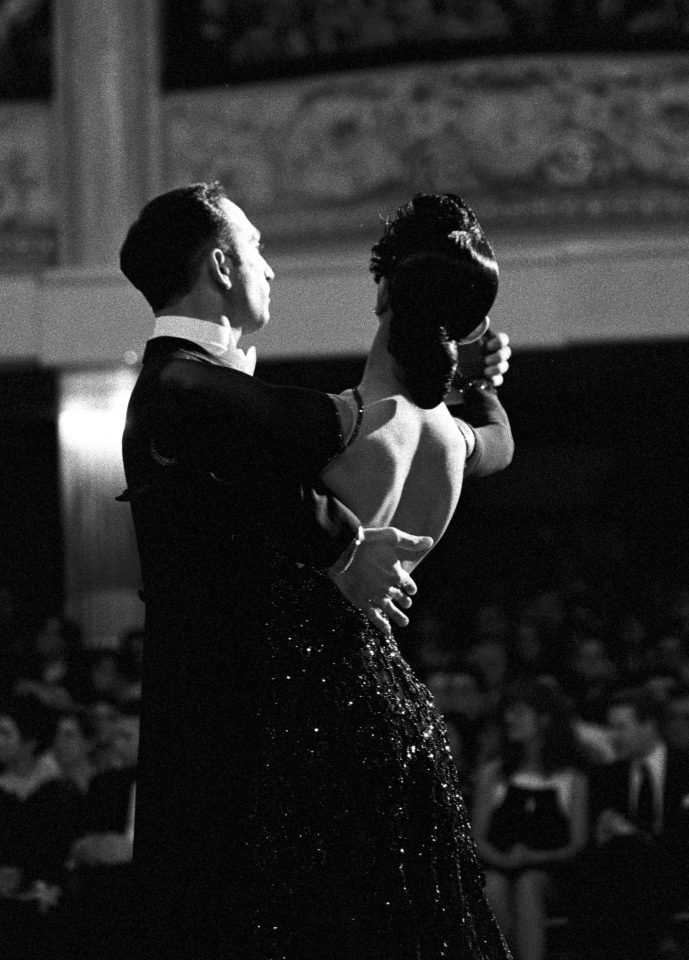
[
  {"xmin": 1, "ymin": 337, "xmax": 687, "ymax": 627},
  {"xmin": 1, "ymin": 0, "xmax": 688, "ymax": 100}
]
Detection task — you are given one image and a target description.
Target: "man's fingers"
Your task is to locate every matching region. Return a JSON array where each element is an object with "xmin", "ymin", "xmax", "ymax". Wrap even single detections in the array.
[
  {"xmin": 399, "ymin": 573, "xmax": 417, "ymax": 596},
  {"xmin": 380, "ymin": 597, "xmax": 409, "ymax": 628},
  {"xmin": 388, "ymin": 587, "xmax": 413, "ymax": 609},
  {"xmin": 365, "ymin": 606, "xmax": 393, "ymax": 635}
]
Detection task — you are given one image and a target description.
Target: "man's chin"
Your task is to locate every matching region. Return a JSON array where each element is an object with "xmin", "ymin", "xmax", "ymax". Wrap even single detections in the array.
[{"xmin": 255, "ymin": 313, "xmax": 270, "ymax": 333}]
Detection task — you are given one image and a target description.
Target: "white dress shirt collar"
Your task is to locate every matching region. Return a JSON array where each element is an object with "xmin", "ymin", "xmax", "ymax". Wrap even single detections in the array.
[
  {"xmin": 149, "ymin": 315, "xmax": 232, "ymax": 358},
  {"xmin": 638, "ymin": 739, "xmax": 667, "ymax": 783},
  {"xmin": 631, "ymin": 739, "xmax": 667, "ymax": 832}
]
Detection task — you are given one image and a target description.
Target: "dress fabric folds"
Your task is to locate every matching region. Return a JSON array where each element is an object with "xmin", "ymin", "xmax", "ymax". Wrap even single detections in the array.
[{"xmin": 235, "ymin": 561, "xmax": 512, "ymax": 960}]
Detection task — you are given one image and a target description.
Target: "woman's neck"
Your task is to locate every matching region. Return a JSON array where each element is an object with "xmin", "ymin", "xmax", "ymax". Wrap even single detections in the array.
[{"xmin": 359, "ymin": 315, "xmax": 405, "ymax": 397}]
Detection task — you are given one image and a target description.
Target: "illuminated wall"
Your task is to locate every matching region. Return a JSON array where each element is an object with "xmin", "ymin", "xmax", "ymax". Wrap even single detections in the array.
[{"xmin": 58, "ymin": 366, "xmax": 142, "ymax": 644}]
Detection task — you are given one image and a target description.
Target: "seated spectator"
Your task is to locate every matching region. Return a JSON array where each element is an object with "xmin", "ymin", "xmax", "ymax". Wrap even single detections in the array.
[
  {"xmin": 465, "ymin": 638, "xmax": 510, "ymax": 712},
  {"xmin": 58, "ymin": 700, "xmax": 140, "ymax": 960},
  {"xmin": 86, "ymin": 694, "xmax": 120, "ymax": 773},
  {"xmin": 0, "ymin": 695, "xmax": 66, "ymax": 956},
  {"xmin": 647, "ymin": 630, "xmax": 689, "ymax": 686},
  {"xmin": 580, "ymin": 687, "xmax": 689, "ymax": 960},
  {"xmin": 12, "ymin": 708, "xmax": 97, "ymax": 890},
  {"xmin": 0, "ymin": 694, "xmax": 59, "ymax": 801},
  {"xmin": 70, "ymin": 699, "xmax": 139, "ymax": 862},
  {"xmin": 639, "ymin": 663, "xmax": 682, "ymax": 704},
  {"xmin": 562, "ymin": 633, "xmax": 618, "ymax": 725},
  {"xmin": 472, "ymin": 679, "xmax": 588, "ymax": 960},
  {"xmin": 22, "ymin": 710, "xmax": 94, "ymax": 887},
  {"xmin": 86, "ymin": 648, "xmax": 129, "ymax": 703},
  {"xmin": 427, "ymin": 665, "xmax": 489, "ymax": 800},
  {"xmin": 14, "ymin": 616, "xmax": 90, "ymax": 710},
  {"xmin": 49, "ymin": 708, "xmax": 97, "ymax": 794}
]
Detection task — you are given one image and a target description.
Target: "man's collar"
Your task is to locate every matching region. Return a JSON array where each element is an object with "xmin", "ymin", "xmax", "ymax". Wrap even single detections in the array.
[
  {"xmin": 635, "ymin": 739, "xmax": 667, "ymax": 775},
  {"xmin": 150, "ymin": 315, "xmax": 231, "ymax": 358}
]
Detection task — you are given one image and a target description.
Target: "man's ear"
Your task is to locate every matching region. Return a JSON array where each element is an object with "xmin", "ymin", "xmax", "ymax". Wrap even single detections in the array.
[
  {"xmin": 210, "ymin": 248, "xmax": 233, "ymax": 290},
  {"xmin": 375, "ymin": 278, "xmax": 389, "ymax": 317}
]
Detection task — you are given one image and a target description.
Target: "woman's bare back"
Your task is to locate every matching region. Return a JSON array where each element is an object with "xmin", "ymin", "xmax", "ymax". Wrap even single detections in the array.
[{"xmin": 321, "ymin": 389, "xmax": 467, "ymax": 571}]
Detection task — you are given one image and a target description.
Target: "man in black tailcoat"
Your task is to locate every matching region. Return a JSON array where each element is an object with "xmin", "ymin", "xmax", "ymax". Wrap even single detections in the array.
[
  {"xmin": 119, "ymin": 182, "xmax": 512, "ymax": 957},
  {"xmin": 583, "ymin": 687, "xmax": 689, "ymax": 959}
]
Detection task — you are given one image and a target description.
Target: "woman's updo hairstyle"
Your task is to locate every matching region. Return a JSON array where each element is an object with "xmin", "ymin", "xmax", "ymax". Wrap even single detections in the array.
[{"xmin": 370, "ymin": 193, "xmax": 499, "ymax": 408}]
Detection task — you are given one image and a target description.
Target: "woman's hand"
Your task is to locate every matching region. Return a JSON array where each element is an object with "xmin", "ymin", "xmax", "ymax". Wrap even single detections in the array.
[{"xmin": 482, "ymin": 332, "xmax": 511, "ymax": 387}]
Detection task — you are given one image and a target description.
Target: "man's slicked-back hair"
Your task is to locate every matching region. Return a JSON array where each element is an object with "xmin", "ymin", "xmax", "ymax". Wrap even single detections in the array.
[{"xmin": 120, "ymin": 182, "xmax": 235, "ymax": 312}]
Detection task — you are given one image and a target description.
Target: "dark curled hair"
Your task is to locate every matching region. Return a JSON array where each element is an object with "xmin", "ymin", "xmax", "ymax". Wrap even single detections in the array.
[
  {"xmin": 120, "ymin": 181, "xmax": 236, "ymax": 312},
  {"xmin": 370, "ymin": 193, "xmax": 498, "ymax": 408}
]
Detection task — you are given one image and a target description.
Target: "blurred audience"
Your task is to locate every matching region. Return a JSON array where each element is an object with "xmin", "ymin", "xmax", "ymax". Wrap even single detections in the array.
[
  {"xmin": 0, "ymin": 694, "xmax": 59, "ymax": 801},
  {"xmin": 14, "ymin": 616, "xmax": 91, "ymax": 710},
  {"xmin": 472, "ymin": 680, "xmax": 588, "ymax": 960},
  {"xmin": 58, "ymin": 700, "xmax": 140, "ymax": 960},
  {"xmin": 579, "ymin": 687, "xmax": 689, "ymax": 960},
  {"xmin": 0, "ymin": 554, "xmax": 688, "ymax": 957},
  {"xmin": 87, "ymin": 694, "xmax": 121, "ymax": 773}
]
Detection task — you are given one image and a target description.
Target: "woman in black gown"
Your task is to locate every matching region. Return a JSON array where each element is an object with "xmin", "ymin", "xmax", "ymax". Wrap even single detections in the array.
[{"xmin": 242, "ymin": 194, "xmax": 514, "ymax": 959}]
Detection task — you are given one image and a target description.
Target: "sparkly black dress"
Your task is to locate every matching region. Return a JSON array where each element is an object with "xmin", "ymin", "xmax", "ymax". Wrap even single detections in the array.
[{"xmin": 240, "ymin": 559, "xmax": 512, "ymax": 960}]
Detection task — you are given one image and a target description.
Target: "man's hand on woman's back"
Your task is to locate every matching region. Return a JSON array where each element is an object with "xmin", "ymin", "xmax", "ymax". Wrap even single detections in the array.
[{"xmin": 329, "ymin": 527, "xmax": 433, "ymax": 635}]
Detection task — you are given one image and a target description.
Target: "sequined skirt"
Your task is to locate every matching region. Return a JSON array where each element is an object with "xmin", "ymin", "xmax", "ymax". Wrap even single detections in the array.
[{"xmin": 240, "ymin": 565, "xmax": 512, "ymax": 960}]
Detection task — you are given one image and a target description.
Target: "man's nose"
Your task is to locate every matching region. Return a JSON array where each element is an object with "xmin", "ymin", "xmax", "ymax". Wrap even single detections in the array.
[{"xmin": 265, "ymin": 260, "xmax": 275, "ymax": 281}]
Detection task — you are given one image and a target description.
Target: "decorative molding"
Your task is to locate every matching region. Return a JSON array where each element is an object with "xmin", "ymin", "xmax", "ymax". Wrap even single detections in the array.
[
  {"xmin": 2, "ymin": 54, "xmax": 689, "ymax": 271},
  {"xmin": 165, "ymin": 54, "xmax": 689, "ymax": 239}
]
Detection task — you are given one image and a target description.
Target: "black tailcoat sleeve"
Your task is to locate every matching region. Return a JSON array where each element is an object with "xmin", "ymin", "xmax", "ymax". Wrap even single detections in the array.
[{"xmin": 122, "ymin": 338, "xmax": 358, "ymax": 580}]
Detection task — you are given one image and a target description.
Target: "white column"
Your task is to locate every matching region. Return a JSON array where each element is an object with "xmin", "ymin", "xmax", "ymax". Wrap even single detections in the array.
[{"xmin": 53, "ymin": 0, "xmax": 162, "ymax": 269}]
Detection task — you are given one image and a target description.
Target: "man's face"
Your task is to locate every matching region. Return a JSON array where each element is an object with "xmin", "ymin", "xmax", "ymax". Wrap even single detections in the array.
[
  {"xmin": 89, "ymin": 700, "xmax": 117, "ymax": 746},
  {"xmin": 111, "ymin": 715, "xmax": 140, "ymax": 769},
  {"xmin": 220, "ymin": 198, "xmax": 274, "ymax": 334},
  {"xmin": 504, "ymin": 700, "xmax": 541, "ymax": 744},
  {"xmin": 54, "ymin": 716, "xmax": 91, "ymax": 767},
  {"xmin": 608, "ymin": 704, "xmax": 658, "ymax": 760}
]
